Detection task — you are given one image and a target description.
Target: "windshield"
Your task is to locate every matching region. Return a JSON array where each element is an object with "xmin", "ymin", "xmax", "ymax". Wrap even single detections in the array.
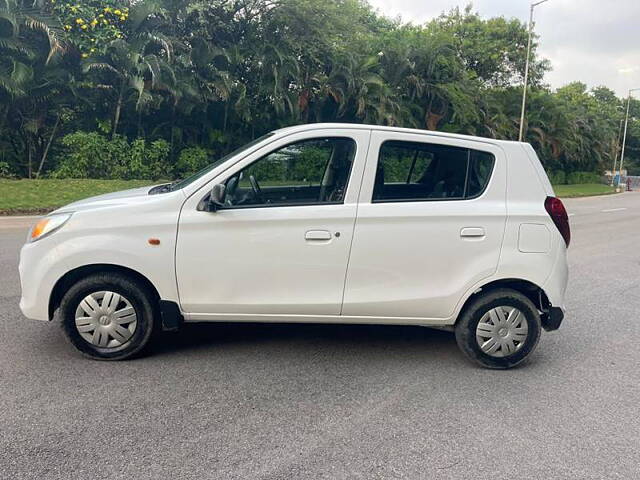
[{"xmin": 167, "ymin": 133, "xmax": 275, "ymax": 191}]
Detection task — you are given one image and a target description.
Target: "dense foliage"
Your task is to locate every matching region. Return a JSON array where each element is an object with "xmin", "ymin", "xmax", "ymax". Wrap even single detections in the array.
[{"xmin": 1, "ymin": 0, "xmax": 638, "ymax": 181}]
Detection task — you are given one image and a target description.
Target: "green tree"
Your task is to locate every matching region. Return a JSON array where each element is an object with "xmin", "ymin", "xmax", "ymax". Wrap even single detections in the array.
[
  {"xmin": 0, "ymin": 0, "xmax": 69, "ymax": 177},
  {"xmin": 0, "ymin": 0, "xmax": 634, "ymax": 180}
]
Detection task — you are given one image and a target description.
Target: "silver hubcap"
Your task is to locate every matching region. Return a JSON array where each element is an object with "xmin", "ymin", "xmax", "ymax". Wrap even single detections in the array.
[
  {"xmin": 476, "ymin": 306, "xmax": 528, "ymax": 358},
  {"xmin": 74, "ymin": 291, "xmax": 137, "ymax": 348}
]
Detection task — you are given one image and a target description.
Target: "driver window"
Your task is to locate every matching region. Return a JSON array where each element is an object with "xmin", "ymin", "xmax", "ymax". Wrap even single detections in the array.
[{"xmin": 223, "ymin": 137, "xmax": 356, "ymax": 208}]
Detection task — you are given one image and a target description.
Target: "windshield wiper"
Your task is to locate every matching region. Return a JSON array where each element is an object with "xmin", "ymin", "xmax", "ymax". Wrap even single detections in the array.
[{"xmin": 148, "ymin": 180, "xmax": 181, "ymax": 195}]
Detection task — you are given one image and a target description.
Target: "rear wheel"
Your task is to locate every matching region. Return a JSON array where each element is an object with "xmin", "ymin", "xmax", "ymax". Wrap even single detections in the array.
[
  {"xmin": 58, "ymin": 273, "xmax": 157, "ymax": 360},
  {"xmin": 455, "ymin": 288, "xmax": 541, "ymax": 369}
]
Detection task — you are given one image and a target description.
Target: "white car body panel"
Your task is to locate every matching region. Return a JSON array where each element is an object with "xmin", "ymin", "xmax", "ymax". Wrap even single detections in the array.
[
  {"xmin": 18, "ymin": 123, "xmax": 568, "ymax": 328},
  {"xmin": 19, "ymin": 190, "xmax": 184, "ymax": 320}
]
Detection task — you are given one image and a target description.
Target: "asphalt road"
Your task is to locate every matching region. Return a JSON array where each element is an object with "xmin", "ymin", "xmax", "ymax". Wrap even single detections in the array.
[{"xmin": 1, "ymin": 193, "xmax": 639, "ymax": 479}]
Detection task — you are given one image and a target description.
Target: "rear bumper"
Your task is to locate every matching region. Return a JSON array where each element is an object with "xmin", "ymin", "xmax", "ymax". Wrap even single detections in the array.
[
  {"xmin": 541, "ymin": 240, "xmax": 569, "ymax": 312},
  {"xmin": 541, "ymin": 306, "xmax": 564, "ymax": 331}
]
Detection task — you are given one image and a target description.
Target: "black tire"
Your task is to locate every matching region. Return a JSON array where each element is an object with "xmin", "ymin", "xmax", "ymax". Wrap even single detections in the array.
[
  {"xmin": 454, "ymin": 288, "xmax": 542, "ymax": 369},
  {"xmin": 58, "ymin": 272, "xmax": 158, "ymax": 360}
]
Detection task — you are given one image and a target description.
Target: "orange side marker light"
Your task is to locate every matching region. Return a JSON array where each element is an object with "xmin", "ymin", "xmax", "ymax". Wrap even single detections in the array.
[
  {"xmin": 31, "ymin": 218, "xmax": 50, "ymax": 240},
  {"xmin": 148, "ymin": 238, "xmax": 160, "ymax": 246}
]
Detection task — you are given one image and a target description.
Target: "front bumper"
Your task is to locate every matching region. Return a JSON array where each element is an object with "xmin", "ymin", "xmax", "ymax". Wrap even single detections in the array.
[{"xmin": 19, "ymin": 241, "xmax": 65, "ymax": 322}]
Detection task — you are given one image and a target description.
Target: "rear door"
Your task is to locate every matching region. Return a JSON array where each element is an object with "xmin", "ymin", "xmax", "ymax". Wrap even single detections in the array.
[{"xmin": 342, "ymin": 130, "xmax": 507, "ymax": 320}]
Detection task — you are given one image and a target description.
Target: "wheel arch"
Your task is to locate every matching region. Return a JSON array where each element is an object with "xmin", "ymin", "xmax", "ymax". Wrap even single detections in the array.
[
  {"xmin": 456, "ymin": 278, "xmax": 551, "ymax": 324},
  {"xmin": 48, "ymin": 264, "xmax": 161, "ymax": 320}
]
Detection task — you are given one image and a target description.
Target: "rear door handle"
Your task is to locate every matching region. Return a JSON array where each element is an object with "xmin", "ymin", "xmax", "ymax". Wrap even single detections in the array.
[
  {"xmin": 305, "ymin": 230, "xmax": 332, "ymax": 241},
  {"xmin": 460, "ymin": 227, "xmax": 486, "ymax": 238}
]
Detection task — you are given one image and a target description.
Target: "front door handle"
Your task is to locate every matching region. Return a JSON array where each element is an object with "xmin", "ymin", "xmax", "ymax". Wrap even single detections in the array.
[
  {"xmin": 305, "ymin": 230, "xmax": 332, "ymax": 241},
  {"xmin": 460, "ymin": 227, "xmax": 486, "ymax": 238}
]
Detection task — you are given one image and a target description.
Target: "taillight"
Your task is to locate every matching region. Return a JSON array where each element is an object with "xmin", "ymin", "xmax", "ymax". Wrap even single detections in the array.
[{"xmin": 545, "ymin": 196, "xmax": 571, "ymax": 247}]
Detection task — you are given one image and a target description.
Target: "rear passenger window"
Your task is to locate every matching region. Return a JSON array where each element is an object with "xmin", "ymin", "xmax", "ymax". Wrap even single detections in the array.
[{"xmin": 372, "ymin": 140, "xmax": 495, "ymax": 202}]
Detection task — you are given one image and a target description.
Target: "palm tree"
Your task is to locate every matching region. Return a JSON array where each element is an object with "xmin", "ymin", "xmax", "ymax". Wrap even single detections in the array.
[
  {"xmin": 84, "ymin": 35, "xmax": 175, "ymax": 138},
  {"xmin": 321, "ymin": 53, "xmax": 397, "ymax": 125},
  {"xmin": 0, "ymin": 0, "xmax": 68, "ymax": 177}
]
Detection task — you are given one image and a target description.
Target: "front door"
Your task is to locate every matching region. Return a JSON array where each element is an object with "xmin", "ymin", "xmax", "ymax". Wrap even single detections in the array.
[
  {"xmin": 176, "ymin": 129, "xmax": 370, "ymax": 317},
  {"xmin": 342, "ymin": 131, "xmax": 507, "ymax": 321}
]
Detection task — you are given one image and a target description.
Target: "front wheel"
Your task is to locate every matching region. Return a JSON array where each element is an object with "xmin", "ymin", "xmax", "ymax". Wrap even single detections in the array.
[
  {"xmin": 455, "ymin": 288, "xmax": 542, "ymax": 369},
  {"xmin": 58, "ymin": 272, "xmax": 157, "ymax": 360}
]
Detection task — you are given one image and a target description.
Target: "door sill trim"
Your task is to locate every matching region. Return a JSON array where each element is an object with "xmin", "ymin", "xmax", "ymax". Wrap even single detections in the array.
[{"xmin": 183, "ymin": 312, "xmax": 454, "ymax": 326}]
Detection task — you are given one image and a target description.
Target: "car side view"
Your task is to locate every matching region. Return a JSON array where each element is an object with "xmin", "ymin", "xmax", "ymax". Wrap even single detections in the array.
[{"xmin": 19, "ymin": 123, "xmax": 569, "ymax": 368}]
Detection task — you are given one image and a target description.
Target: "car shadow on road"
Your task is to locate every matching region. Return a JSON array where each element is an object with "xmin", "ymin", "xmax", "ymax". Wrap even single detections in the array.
[{"xmin": 150, "ymin": 322, "xmax": 458, "ymax": 358}]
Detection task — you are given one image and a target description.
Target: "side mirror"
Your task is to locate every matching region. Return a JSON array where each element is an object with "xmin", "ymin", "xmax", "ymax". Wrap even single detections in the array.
[{"xmin": 207, "ymin": 183, "xmax": 226, "ymax": 211}]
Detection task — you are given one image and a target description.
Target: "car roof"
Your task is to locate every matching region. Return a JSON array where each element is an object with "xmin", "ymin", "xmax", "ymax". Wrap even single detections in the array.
[{"xmin": 274, "ymin": 123, "xmax": 525, "ymax": 147}]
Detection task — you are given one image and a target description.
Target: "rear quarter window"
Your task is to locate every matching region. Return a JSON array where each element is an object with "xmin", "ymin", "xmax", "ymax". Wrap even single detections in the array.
[{"xmin": 466, "ymin": 149, "xmax": 495, "ymax": 198}]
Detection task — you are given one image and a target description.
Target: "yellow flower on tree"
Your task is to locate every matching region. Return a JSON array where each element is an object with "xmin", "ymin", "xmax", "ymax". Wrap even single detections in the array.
[
  {"xmin": 81, "ymin": 53, "xmax": 89, "ymax": 58},
  {"xmin": 63, "ymin": 24, "xmax": 72, "ymax": 31},
  {"xmin": 90, "ymin": 18, "xmax": 98, "ymax": 27},
  {"xmin": 114, "ymin": 9, "xmax": 121, "ymax": 15},
  {"xmin": 75, "ymin": 18, "xmax": 84, "ymax": 24},
  {"xmin": 80, "ymin": 24, "xmax": 88, "ymax": 30},
  {"xmin": 104, "ymin": 7, "xmax": 111, "ymax": 13},
  {"xmin": 120, "ymin": 15, "xmax": 126, "ymax": 21}
]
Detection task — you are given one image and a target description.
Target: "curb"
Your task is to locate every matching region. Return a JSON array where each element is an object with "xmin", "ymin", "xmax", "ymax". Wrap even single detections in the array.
[{"xmin": 559, "ymin": 191, "xmax": 631, "ymax": 200}]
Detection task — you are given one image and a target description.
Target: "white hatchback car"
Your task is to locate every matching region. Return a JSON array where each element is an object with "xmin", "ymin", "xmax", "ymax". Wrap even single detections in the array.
[{"xmin": 19, "ymin": 123, "xmax": 569, "ymax": 368}]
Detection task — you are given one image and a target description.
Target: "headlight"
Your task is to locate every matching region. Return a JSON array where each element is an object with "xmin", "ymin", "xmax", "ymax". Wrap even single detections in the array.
[{"xmin": 29, "ymin": 213, "xmax": 72, "ymax": 242}]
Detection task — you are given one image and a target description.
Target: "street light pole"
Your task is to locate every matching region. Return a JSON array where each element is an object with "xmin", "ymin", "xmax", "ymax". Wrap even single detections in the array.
[
  {"xmin": 610, "ymin": 118, "xmax": 624, "ymax": 186},
  {"xmin": 618, "ymin": 87, "xmax": 640, "ymax": 185},
  {"xmin": 518, "ymin": 0, "xmax": 550, "ymax": 142}
]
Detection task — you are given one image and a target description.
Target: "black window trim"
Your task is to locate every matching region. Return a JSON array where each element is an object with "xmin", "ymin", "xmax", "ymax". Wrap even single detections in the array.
[
  {"xmin": 372, "ymin": 139, "xmax": 495, "ymax": 204},
  {"xmin": 212, "ymin": 135, "xmax": 358, "ymax": 211},
  {"xmin": 406, "ymin": 148, "xmax": 420, "ymax": 184}
]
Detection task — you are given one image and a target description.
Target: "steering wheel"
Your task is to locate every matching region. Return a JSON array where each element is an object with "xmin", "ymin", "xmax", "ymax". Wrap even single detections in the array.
[{"xmin": 249, "ymin": 174, "xmax": 266, "ymax": 204}]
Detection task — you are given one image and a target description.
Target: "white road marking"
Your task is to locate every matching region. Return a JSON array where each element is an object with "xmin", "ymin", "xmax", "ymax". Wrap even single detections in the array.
[{"xmin": 601, "ymin": 208, "xmax": 627, "ymax": 213}]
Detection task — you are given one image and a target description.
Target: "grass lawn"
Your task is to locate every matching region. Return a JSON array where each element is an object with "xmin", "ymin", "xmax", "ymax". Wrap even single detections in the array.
[
  {"xmin": 553, "ymin": 183, "xmax": 616, "ymax": 198},
  {"xmin": 0, "ymin": 179, "xmax": 621, "ymax": 215},
  {"xmin": 0, "ymin": 179, "xmax": 155, "ymax": 215}
]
